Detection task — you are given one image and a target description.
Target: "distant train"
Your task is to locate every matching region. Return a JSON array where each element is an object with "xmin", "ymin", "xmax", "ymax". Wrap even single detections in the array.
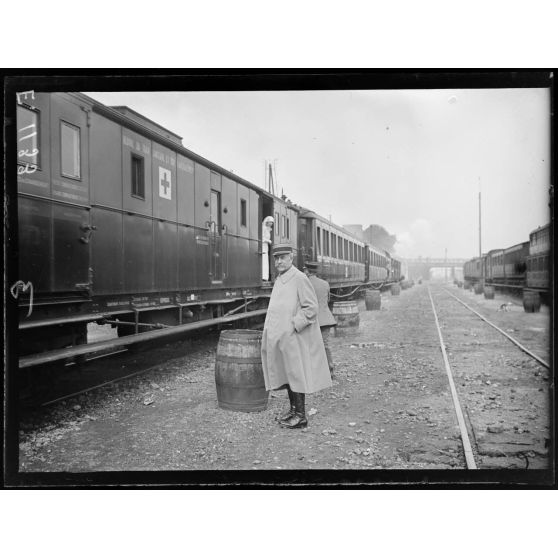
[
  {"xmin": 15, "ymin": 92, "xmax": 402, "ymax": 362},
  {"xmin": 463, "ymin": 223, "xmax": 551, "ymax": 312}
]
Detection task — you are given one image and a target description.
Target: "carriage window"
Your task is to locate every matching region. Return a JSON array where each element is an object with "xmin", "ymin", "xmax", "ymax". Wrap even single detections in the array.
[
  {"xmin": 131, "ymin": 154, "xmax": 145, "ymax": 199},
  {"xmin": 210, "ymin": 189, "xmax": 221, "ymax": 233},
  {"xmin": 61, "ymin": 121, "xmax": 81, "ymax": 179},
  {"xmin": 317, "ymin": 226, "xmax": 321, "ymax": 255},
  {"xmin": 331, "ymin": 234, "xmax": 337, "ymax": 258},
  {"xmin": 240, "ymin": 199, "xmax": 247, "ymax": 227},
  {"xmin": 338, "ymin": 237, "xmax": 343, "ymax": 259},
  {"xmin": 17, "ymin": 105, "xmax": 40, "ymax": 169},
  {"xmin": 274, "ymin": 212, "xmax": 279, "ymax": 235},
  {"xmin": 324, "ymin": 231, "xmax": 329, "ymax": 256},
  {"xmin": 281, "ymin": 215, "xmax": 286, "ymax": 238},
  {"xmin": 286, "ymin": 217, "xmax": 290, "ymax": 239}
]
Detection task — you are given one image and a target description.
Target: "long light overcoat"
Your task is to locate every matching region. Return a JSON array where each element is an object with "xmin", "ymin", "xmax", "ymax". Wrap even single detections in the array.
[
  {"xmin": 308, "ymin": 275, "xmax": 337, "ymax": 327},
  {"xmin": 261, "ymin": 265, "xmax": 332, "ymax": 394}
]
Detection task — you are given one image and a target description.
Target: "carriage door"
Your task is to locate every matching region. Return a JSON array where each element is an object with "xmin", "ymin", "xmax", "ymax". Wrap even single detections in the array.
[
  {"xmin": 50, "ymin": 95, "xmax": 92, "ymax": 293},
  {"xmin": 209, "ymin": 186, "xmax": 223, "ymax": 283}
]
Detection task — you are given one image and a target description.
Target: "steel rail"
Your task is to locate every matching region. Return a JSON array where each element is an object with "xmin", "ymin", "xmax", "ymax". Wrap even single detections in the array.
[
  {"xmin": 427, "ymin": 286, "xmax": 478, "ymax": 469},
  {"xmin": 442, "ymin": 289, "xmax": 549, "ymax": 369},
  {"xmin": 19, "ymin": 308, "xmax": 267, "ymax": 369},
  {"xmin": 41, "ymin": 366, "xmax": 154, "ymax": 407}
]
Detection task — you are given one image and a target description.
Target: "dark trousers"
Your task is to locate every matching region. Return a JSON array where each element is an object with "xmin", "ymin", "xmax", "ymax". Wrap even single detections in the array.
[{"xmin": 320, "ymin": 325, "xmax": 334, "ymax": 373}]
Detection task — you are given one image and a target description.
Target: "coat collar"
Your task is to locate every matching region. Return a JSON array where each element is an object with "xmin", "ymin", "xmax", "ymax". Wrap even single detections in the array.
[{"xmin": 278, "ymin": 265, "xmax": 297, "ymax": 284}]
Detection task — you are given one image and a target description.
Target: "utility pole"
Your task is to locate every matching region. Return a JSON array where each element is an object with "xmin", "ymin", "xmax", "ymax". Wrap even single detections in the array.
[{"xmin": 268, "ymin": 163, "xmax": 275, "ymax": 196}]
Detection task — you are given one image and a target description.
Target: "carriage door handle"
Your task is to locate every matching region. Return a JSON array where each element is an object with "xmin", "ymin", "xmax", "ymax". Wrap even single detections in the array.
[{"xmin": 80, "ymin": 224, "xmax": 97, "ymax": 244}]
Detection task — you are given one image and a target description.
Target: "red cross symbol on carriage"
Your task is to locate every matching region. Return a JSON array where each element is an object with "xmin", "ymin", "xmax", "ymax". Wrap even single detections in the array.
[{"xmin": 159, "ymin": 167, "xmax": 171, "ymax": 200}]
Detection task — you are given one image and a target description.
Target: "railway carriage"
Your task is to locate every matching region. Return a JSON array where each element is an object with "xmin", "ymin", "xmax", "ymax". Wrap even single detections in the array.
[
  {"xmin": 526, "ymin": 224, "xmax": 550, "ymax": 291},
  {"xmin": 463, "ymin": 257, "xmax": 483, "ymax": 288},
  {"xmin": 503, "ymin": 241, "xmax": 529, "ymax": 287},
  {"xmin": 297, "ymin": 208, "xmax": 366, "ymax": 289},
  {"xmin": 16, "ymin": 91, "xmax": 402, "ymax": 364},
  {"xmin": 17, "ymin": 92, "xmax": 296, "ymax": 357},
  {"xmin": 296, "ymin": 207, "xmax": 398, "ymax": 292},
  {"xmin": 484, "ymin": 249, "xmax": 504, "ymax": 285},
  {"xmin": 464, "ymin": 224, "xmax": 550, "ymax": 312}
]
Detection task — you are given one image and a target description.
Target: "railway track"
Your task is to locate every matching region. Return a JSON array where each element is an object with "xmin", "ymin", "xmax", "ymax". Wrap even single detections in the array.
[
  {"xmin": 20, "ymin": 329, "xmax": 223, "ymax": 411},
  {"xmin": 442, "ymin": 289, "xmax": 549, "ymax": 369},
  {"xmin": 427, "ymin": 285, "xmax": 551, "ymax": 469}
]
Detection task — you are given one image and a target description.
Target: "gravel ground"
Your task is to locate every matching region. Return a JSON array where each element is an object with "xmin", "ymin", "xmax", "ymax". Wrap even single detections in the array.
[{"xmin": 18, "ymin": 282, "xmax": 552, "ymax": 476}]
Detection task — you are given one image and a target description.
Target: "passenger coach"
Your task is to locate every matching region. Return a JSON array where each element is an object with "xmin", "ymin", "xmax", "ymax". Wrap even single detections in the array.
[{"xmin": 463, "ymin": 223, "xmax": 551, "ymax": 312}]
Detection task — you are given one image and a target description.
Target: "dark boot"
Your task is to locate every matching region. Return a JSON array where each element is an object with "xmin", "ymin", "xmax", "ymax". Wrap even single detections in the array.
[
  {"xmin": 280, "ymin": 392, "xmax": 308, "ymax": 429},
  {"xmin": 276, "ymin": 386, "xmax": 296, "ymax": 422}
]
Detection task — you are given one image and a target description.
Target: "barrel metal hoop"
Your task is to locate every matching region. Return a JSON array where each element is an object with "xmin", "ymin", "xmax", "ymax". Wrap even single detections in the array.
[{"xmin": 215, "ymin": 355, "xmax": 263, "ymax": 364}]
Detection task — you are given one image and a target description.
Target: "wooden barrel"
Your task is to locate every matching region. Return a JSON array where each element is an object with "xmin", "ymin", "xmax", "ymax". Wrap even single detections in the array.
[
  {"xmin": 474, "ymin": 283, "xmax": 483, "ymax": 295},
  {"xmin": 391, "ymin": 284, "xmax": 401, "ymax": 296},
  {"xmin": 364, "ymin": 289, "xmax": 381, "ymax": 311},
  {"xmin": 483, "ymin": 285, "xmax": 495, "ymax": 299},
  {"xmin": 463, "ymin": 280, "xmax": 470, "ymax": 290},
  {"xmin": 332, "ymin": 301, "xmax": 360, "ymax": 328},
  {"xmin": 523, "ymin": 290, "xmax": 541, "ymax": 313},
  {"xmin": 215, "ymin": 329, "xmax": 269, "ymax": 412},
  {"xmin": 401, "ymin": 280, "xmax": 409, "ymax": 290}
]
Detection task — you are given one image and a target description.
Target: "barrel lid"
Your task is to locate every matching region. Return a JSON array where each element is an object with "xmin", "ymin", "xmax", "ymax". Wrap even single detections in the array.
[{"xmin": 220, "ymin": 329, "xmax": 262, "ymax": 339}]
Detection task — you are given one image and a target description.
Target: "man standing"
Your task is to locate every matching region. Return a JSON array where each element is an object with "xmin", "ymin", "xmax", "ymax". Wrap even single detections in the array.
[
  {"xmin": 304, "ymin": 261, "xmax": 336, "ymax": 376},
  {"xmin": 261, "ymin": 244, "xmax": 332, "ymax": 429}
]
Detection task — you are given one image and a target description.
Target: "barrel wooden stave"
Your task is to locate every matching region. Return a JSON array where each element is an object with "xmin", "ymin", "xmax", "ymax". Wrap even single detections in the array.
[
  {"xmin": 332, "ymin": 301, "xmax": 360, "ymax": 328},
  {"xmin": 215, "ymin": 329, "xmax": 269, "ymax": 412},
  {"xmin": 483, "ymin": 285, "xmax": 495, "ymax": 299},
  {"xmin": 523, "ymin": 290, "xmax": 541, "ymax": 313}
]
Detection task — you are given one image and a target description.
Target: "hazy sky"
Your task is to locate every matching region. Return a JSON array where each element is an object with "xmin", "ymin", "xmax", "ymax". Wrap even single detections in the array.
[{"xmin": 86, "ymin": 88, "xmax": 550, "ymax": 260}]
